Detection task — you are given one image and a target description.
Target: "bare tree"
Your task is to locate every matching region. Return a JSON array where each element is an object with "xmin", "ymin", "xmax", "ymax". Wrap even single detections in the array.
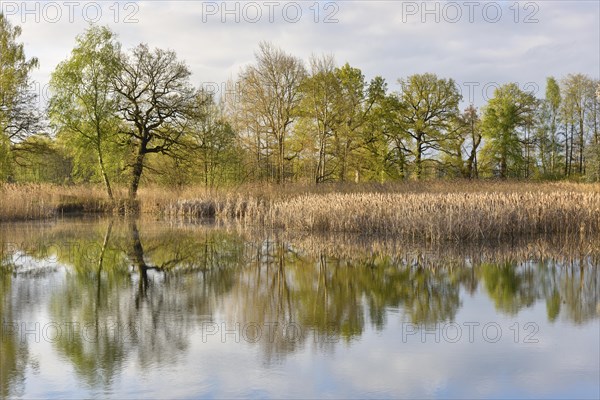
[
  {"xmin": 113, "ymin": 44, "xmax": 197, "ymax": 200},
  {"xmin": 236, "ymin": 42, "xmax": 306, "ymax": 184}
]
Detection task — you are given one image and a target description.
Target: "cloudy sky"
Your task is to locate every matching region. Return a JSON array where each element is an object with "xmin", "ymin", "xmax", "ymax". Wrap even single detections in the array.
[{"xmin": 3, "ymin": 0, "xmax": 599, "ymax": 106}]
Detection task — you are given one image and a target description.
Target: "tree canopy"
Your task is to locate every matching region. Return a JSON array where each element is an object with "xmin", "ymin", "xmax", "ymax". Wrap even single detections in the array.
[{"xmin": 1, "ymin": 22, "xmax": 600, "ymax": 192}]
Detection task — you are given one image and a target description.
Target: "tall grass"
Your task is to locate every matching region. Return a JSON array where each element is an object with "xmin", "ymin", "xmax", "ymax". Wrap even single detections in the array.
[
  {"xmin": 0, "ymin": 183, "xmax": 112, "ymax": 221},
  {"xmin": 268, "ymin": 191, "xmax": 600, "ymax": 240},
  {"xmin": 2, "ymin": 181, "xmax": 600, "ymax": 243},
  {"xmin": 151, "ymin": 181, "xmax": 600, "ymax": 242}
]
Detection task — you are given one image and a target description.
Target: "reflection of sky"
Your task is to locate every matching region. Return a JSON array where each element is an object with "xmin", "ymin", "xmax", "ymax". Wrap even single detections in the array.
[{"xmin": 8, "ymin": 273, "xmax": 599, "ymax": 399}]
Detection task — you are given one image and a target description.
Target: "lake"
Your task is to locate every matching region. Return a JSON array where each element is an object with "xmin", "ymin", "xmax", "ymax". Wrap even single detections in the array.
[{"xmin": 1, "ymin": 219, "xmax": 599, "ymax": 399}]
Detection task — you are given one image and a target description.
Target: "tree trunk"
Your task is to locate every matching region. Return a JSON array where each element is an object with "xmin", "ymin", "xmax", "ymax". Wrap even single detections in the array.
[
  {"xmin": 564, "ymin": 123, "xmax": 569, "ymax": 177},
  {"xmin": 316, "ymin": 132, "xmax": 326, "ymax": 184},
  {"xmin": 129, "ymin": 142, "xmax": 146, "ymax": 201},
  {"xmin": 339, "ymin": 143, "xmax": 348, "ymax": 182},
  {"xmin": 579, "ymin": 118, "xmax": 585, "ymax": 175},
  {"xmin": 277, "ymin": 137, "xmax": 285, "ymax": 185},
  {"xmin": 550, "ymin": 115, "xmax": 556, "ymax": 175},
  {"xmin": 569, "ymin": 124, "xmax": 574, "ymax": 176},
  {"xmin": 466, "ymin": 152, "xmax": 476, "ymax": 178},
  {"xmin": 500, "ymin": 155, "xmax": 507, "ymax": 179},
  {"xmin": 97, "ymin": 143, "xmax": 113, "ymax": 201},
  {"xmin": 415, "ymin": 134, "xmax": 423, "ymax": 179}
]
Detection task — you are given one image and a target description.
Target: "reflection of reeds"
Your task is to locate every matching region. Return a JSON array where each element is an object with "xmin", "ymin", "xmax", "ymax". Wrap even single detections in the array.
[
  {"xmin": 4, "ymin": 218, "xmax": 599, "ymax": 268},
  {"xmin": 259, "ymin": 230, "xmax": 600, "ymax": 267}
]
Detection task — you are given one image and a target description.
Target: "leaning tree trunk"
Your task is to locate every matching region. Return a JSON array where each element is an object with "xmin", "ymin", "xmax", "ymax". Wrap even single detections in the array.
[
  {"xmin": 97, "ymin": 143, "xmax": 113, "ymax": 201},
  {"xmin": 94, "ymin": 124, "xmax": 114, "ymax": 201}
]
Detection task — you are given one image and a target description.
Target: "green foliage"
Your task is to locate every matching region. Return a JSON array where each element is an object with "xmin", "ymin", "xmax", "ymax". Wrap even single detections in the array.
[
  {"xmin": 12, "ymin": 135, "xmax": 71, "ymax": 183},
  {"xmin": 385, "ymin": 73, "xmax": 462, "ymax": 179},
  {"xmin": 0, "ymin": 13, "xmax": 40, "ymax": 181},
  {"xmin": 48, "ymin": 25, "xmax": 123, "ymax": 198},
  {"xmin": 480, "ymin": 83, "xmax": 538, "ymax": 178},
  {"xmin": 3, "ymin": 20, "xmax": 600, "ymax": 187},
  {"xmin": 0, "ymin": 133, "xmax": 12, "ymax": 180},
  {"xmin": 296, "ymin": 57, "xmax": 386, "ymax": 183}
]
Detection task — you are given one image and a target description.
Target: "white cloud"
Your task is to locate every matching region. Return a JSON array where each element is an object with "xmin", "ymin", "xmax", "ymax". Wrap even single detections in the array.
[{"xmin": 3, "ymin": 0, "xmax": 598, "ymax": 107}]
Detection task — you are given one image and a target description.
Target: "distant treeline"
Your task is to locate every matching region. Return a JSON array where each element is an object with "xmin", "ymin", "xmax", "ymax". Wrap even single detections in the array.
[{"xmin": 1, "ymin": 18, "xmax": 599, "ymax": 200}]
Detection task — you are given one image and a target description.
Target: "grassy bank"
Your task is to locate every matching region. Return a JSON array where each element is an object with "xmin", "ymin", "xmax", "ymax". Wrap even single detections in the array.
[{"xmin": 2, "ymin": 181, "xmax": 600, "ymax": 242}]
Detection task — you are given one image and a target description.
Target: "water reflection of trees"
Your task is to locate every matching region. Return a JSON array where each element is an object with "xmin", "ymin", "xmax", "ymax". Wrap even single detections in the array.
[
  {"xmin": 0, "ymin": 265, "xmax": 29, "ymax": 398},
  {"xmin": 223, "ymin": 242, "xmax": 464, "ymax": 362},
  {"xmin": 1, "ymin": 234, "xmax": 59, "ymax": 398},
  {"xmin": 0, "ymin": 220, "xmax": 599, "ymax": 394},
  {"xmin": 1, "ymin": 220, "xmax": 245, "ymax": 393}
]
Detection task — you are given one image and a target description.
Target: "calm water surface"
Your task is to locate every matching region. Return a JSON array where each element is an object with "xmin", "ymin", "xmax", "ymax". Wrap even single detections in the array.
[{"xmin": 1, "ymin": 219, "xmax": 599, "ymax": 399}]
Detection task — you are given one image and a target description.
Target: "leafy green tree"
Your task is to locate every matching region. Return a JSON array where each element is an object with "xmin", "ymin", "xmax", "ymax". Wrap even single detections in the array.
[
  {"xmin": 584, "ymin": 80, "xmax": 600, "ymax": 181},
  {"xmin": 359, "ymin": 83, "xmax": 407, "ymax": 183},
  {"xmin": 439, "ymin": 105, "xmax": 483, "ymax": 178},
  {"xmin": 480, "ymin": 83, "xmax": 538, "ymax": 178},
  {"xmin": 535, "ymin": 77, "xmax": 563, "ymax": 178},
  {"xmin": 0, "ymin": 132, "xmax": 11, "ymax": 179},
  {"xmin": 387, "ymin": 73, "xmax": 462, "ymax": 179},
  {"xmin": 378, "ymin": 94, "xmax": 411, "ymax": 179},
  {"xmin": 48, "ymin": 26, "xmax": 122, "ymax": 199},
  {"xmin": 11, "ymin": 135, "xmax": 71, "ymax": 183},
  {"xmin": 560, "ymin": 74, "xmax": 595, "ymax": 176},
  {"xmin": 461, "ymin": 105, "xmax": 482, "ymax": 178},
  {"xmin": 297, "ymin": 54, "xmax": 342, "ymax": 183},
  {"xmin": 191, "ymin": 93, "xmax": 239, "ymax": 186},
  {"xmin": 0, "ymin": 14, "xmax": 40, "ymax": 180},
  {"xmin": 332, "ymin": 64, "xmax": 385, "ymax": 182},
  {"xmin": 297, "ymin": 58, "xmax": 385, "ymax": 183},
  {"xmin": 159, "ymin": 91, "xmax": 239, "ymax": 187},
  {"xmin": 546, "ymin": 77, "xmax": 563, "ymax": 176}
]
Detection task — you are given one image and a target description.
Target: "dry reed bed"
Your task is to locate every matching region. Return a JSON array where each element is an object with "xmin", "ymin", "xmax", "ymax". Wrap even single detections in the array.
[
  {"xmin": 2, "ymin": 182, "xmax": 600, "ymax": 243},
  {"xmin": 0, "ymin": 184, "xmax": 111, "ymax": 221},
  {"xmin": 159, "ymin": 189, "xmax": 600, "ymax": 242},
  {"xmin": 267, "ymin": 191, "xmax": 600, "ymax": 240}
]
